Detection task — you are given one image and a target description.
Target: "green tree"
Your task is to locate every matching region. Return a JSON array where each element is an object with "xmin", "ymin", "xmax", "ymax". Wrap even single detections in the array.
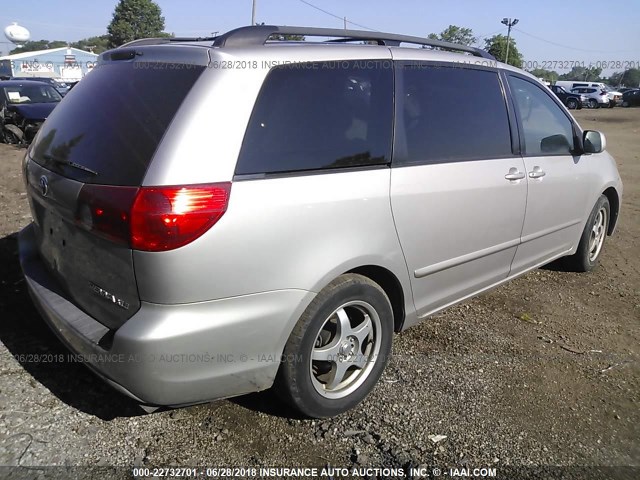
[
  {"xmin": 270, "ymin": 34, "xmax": 305, "ymax": 41},
  {"xmin": 608, "ymin": 68, "xmax": 640, "ymax": 87},
  {"xmin": 9, "ymin": 40, "xmax": 67, "ymax": 55},
  {"xmin": 484, "ymin": 34, "xmax": 523, "ymax": 68},
  {"xmin": 427, "ymin": 25, "xmax": 476, "ymax": 46},
  {"xmin": 107, "ymin": 0, "xmax": 169, "ymax": 48},
  {"xmin": 558, "ymin": 66, "xmax": 602, "ymax": 82},
  {"xmin": 529, "ymin": 68, "xmax": 559, "ymax": 83},
  {"xmin": 71, "ymin": 35, "xmax": 110, "ymax": 54}
]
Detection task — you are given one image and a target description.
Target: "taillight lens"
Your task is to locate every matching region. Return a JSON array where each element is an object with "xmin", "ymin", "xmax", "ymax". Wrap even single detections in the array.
[
  {"xmin": 76, "ymin": 185, "xmax": 139, "ymax": 244},
  {"xmin": 130, "ymin": 183, "xmax": 231, "ymax": 251},
  {"xmin": 76, "ymin": 183, "xmax": 231, "ymax": 251}
]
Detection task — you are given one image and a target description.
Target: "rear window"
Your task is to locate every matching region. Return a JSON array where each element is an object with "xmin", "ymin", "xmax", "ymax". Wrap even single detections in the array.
[
  {"xmin": 30, "ymin": 62, "xmax": 205, "ymax": 185},
  {"xmin": 235, "ymin": 60, "xmax": 393, "ymax": 176}
]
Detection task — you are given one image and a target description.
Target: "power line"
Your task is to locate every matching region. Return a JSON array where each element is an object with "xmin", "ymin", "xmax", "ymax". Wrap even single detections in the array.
[
  {"xmin": 513, "ymin": 27, "xmax": 637, "ymax": 54},
  {"xmin": 297, "ymin": 0, "xmax": 378, "ymax": 31}
]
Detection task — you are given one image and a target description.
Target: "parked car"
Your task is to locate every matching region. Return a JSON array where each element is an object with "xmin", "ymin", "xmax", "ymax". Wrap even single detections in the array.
[
  {"xmin": 621, "ymin": 89, "xmax": 640, "ymax": 107},
  {"xmin": 15, "ymin": 76, "xmax": 70, "ymax": 96},
  {"xmin": 0, "ymin": 80, "xmax": 62, "ymax": 144},
  {"xmin": 604, "ymin": 86, "xmax": 623, "ymax": 106},
  {"xmin": 571, "ymin": 87, "xmax": 610, "ymax": 108},
  {"xmin": 19, "ymin": 25, "xmax": 622, "ymax": 418},
  {"xmin": 549, "ymin": 84, "xmax": 587, "ymax": 109},
  {"xmin": 555, "ymin": 81, "xmax": 618, "ymax": 107}
]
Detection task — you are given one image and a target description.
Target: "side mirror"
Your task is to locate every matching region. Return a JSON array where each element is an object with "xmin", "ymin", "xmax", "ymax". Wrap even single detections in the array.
[{"xmin": 583, "ymin": 130, "xmax": 606, "ymax": 154}]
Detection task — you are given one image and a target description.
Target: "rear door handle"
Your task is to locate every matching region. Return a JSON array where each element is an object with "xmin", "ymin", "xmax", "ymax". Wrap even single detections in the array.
[
  {"xmin": 505, "ymin": 167, "xmax": 525, "ymax": 181},
  {"xmin": 529, "ymin": 166, "xmax": 546, "ymax": 179}
]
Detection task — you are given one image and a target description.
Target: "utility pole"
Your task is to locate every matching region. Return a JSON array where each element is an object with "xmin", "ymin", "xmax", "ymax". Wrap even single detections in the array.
[
  {"xmin": 500, "ymin": 17, "xmax": 519, "ymax": 65},
  {"xmin": 251, "ymin": 0, "xmax": 257, "ymax": 25},
  {"xmin": 344, "ymin": 17, "xmax": 347, "ymax": 30}
]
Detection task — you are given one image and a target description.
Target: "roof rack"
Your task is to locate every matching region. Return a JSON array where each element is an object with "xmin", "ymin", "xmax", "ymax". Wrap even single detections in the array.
[
  {"xmin": 212, "ymin": 25, "xmax": 495, "ymax": 59},
  {"xmin": 120, "ymin": 36, "xmax": 218, "ymax": 48}
]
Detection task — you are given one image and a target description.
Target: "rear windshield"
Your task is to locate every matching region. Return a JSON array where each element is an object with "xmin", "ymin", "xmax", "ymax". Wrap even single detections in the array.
[{"xmin": 30, "ymin": 62, "xmax": 204, "ymax": 185}]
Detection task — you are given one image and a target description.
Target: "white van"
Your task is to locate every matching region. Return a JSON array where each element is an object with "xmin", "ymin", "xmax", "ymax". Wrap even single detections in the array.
[{"xmin": 555, "ymin": 80, "xmax": 606, "ymax": 91}]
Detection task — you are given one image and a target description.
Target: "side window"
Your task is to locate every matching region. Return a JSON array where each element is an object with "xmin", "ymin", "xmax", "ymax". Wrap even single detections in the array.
[
  {"xmin": 508, "ymin": 76, "xmax": 575, "ymax": 156},
  {"xmin": 395, "ymin": 64, "xmax": 512, "ymax": 166},
  {"xmin": 235, "ymin": 60, "xmax": 393, "ymax": 175}
]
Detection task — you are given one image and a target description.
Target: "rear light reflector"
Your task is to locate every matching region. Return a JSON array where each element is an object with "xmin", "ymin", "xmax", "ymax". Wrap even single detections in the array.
[{"xmin": 76, "ymin": 183, "xmax": 231, "ymax": 251}]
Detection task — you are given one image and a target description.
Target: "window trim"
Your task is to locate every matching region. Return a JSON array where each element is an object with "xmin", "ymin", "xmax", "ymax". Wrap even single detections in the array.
[
  {"xmin": 504, "ymin": 72, "xmax": 582, "ymax": 158},
  {"xmin": 232, "ymin": 163, "xmax": 390, "ymax": 182},
  {"xmin": 391, "ymin": 60, "xmax": 520, "ymax": 168}
]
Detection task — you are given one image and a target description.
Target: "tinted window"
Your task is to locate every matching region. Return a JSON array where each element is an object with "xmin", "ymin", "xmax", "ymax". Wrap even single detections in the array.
[
  {"xmin": 395, "ymin": 64, "xmax": 512, "ymax": 165},
  {"xmin": 30, "ymin": 62, "xmax": 205, "ymax": 185},
  {"xmin": 236, "ymin": 61, "xmax": 393, "ymax": 175},
  {"xmin": 509, "ymin": 76, "xmax": 575, "ymax": 156}
]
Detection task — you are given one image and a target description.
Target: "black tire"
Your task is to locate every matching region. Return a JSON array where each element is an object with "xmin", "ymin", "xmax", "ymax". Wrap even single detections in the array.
[
  {"xmin": 608, "ymin": 101, "xmax": 615, "ymax": 108},
  {"xmin": 589, "ymin": 99, "xmax": 599, "ymax": 109},
  {"xmin": 1, "ymin": 129, "xmax": 20, "ymax": 144},
  {"xmin": 566, "ymin": 98, "xmax": 578, "ymax": 110},
  {"xmin": 275, "ymin": 273, "xmax": 393, "ymax": 418},
  {"xmin": 562, "ymin": 195, "xmax": 610, "ymax": 272}
]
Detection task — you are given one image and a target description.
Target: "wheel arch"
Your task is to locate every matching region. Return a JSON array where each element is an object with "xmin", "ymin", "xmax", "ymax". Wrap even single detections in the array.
[
  {"xmin": 346, "ymin": 265, "xmax": 406, "ymax": 333},
  {"xmin": 603, "ymin": 186, "xmax": 620, "ymax": 235}
]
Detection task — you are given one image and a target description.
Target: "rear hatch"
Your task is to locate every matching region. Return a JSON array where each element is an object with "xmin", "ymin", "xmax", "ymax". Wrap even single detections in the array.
[{"xmin": 24, "ymin": 46, "xmax": 207, "ymax": 329}]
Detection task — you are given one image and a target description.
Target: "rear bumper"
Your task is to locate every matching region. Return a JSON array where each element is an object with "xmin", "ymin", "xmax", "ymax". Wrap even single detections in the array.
[{"xmin": 19, "ymin": 224, "xmax": 315, "ymax": 406}]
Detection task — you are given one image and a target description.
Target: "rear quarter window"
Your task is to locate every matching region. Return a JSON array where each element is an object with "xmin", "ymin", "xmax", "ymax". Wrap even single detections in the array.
[{"xmin": 235, "ymin": 60, "xmax": 393, "ymax": 176}]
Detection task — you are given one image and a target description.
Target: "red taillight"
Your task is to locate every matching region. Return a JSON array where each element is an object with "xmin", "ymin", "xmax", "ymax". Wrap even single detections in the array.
[
  {"xmin": 130, "ymin": 183, "xmax": 231, "ymax": 251},
  {"xmin": 76, "ymin": 183, "xmax": 231, "ymax": 251}
]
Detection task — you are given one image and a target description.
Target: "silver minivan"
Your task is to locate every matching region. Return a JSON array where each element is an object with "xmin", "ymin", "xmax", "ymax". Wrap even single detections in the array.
[{"xmin": 19, "ymin": 26, "xmax": 622, "ymax": 418}]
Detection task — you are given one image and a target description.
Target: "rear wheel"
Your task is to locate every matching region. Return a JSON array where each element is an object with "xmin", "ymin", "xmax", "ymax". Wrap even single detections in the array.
[
  {"xmin": 566, "ymin": 98, "xmax": 578, "ymax": 110},
  {"xmin": 589, "ymin": 99, "xmax": 599, "ymax": 109},
  {"xmin": 563, "ymin": 195, "xmax": 610, "ymax": 272},
  {"xmin": 275, "ymin": 274, "xmax": 393, "ymax": 418}
]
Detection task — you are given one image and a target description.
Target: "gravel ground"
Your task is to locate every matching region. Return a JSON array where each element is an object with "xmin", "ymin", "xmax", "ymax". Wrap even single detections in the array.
[{"xmin": 0, "ymin": 107, "xmax": 638, "ymax": 480}]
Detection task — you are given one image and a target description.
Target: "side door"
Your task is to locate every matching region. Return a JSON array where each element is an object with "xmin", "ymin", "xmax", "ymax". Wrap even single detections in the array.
[
  {"xmin": 390, "ymin": 61, "xmax": 527, "ymax": 318},
  {"xmin": 505, "ymin": 74, "xmax": 591, "ymax": 274}
]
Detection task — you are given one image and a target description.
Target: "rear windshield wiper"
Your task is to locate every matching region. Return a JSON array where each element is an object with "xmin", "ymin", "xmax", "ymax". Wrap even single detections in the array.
[{"xmin": 42, "ymin": 154, "xmax": 98, "ymax": 176}]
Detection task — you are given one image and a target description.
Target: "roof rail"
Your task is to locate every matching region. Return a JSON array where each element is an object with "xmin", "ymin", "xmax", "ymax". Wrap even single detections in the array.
[
  {"xmin": 120, "ymin": 36, "xmax": 217, "ymax": 48},
  {"xmin": 212, "ymin": 25, "xmax": 494, "ymax": 59}
]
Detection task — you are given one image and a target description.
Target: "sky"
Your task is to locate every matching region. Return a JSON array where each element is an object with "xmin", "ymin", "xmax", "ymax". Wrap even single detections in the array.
[{"xmin": 1, "ymin": 0, "xmax": 639, "ymax": 74}]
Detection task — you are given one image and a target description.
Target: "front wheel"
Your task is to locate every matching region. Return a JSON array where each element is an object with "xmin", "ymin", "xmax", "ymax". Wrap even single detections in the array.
[
  {"xmin": 566, "ymin": 98, "xmax": 578, "ymax": 110},
  {"xmin": 275, "ymin": 274, "xmax": 393, "ymax": 418},
  {"xmin": 589, "ymin": 99, "xmax": 599, "ymax": 109},
  {"xmin": 563, "ymin": 195, "xmax": 610, "ymax": 272}
]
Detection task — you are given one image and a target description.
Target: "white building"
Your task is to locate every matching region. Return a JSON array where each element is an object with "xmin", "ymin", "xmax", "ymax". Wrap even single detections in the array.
[{"xmin": 0, "ymin": 47, "xmax": 98, "ymax": 81}]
